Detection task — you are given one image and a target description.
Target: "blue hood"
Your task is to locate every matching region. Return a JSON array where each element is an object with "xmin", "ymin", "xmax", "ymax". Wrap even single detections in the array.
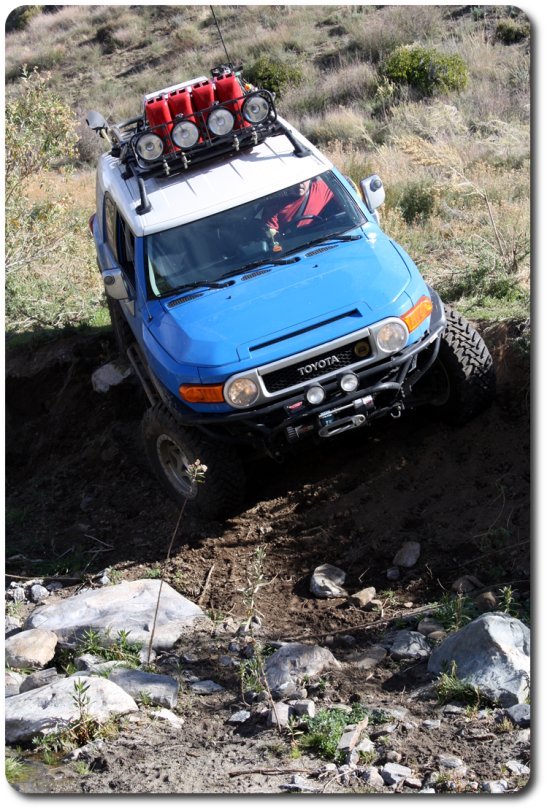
[{"xmin": 148, "ymin": 235, "xmax": 413, "ymax": 368}]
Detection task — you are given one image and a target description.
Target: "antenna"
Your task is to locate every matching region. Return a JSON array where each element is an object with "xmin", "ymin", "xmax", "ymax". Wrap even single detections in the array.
[{"xmin": 210, "ymin": 5, "xmax": 231, "ymax": 65}]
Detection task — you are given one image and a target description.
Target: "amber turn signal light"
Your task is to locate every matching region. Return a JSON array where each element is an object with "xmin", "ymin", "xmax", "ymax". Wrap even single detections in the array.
[
  {"xmin": 401, "ymin": 296, "xmax": 433, "ymax": 333},
  {"xmin": 179, "ymin": 384, "xmax": 225, "ymax": 403}
]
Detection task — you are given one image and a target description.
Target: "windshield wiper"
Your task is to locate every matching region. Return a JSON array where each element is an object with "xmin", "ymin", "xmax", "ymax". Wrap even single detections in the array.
[
  {"xmin": 168, "ymin": 279, "xmax": 234, "ymax": 294},
  {"xmin": 285, "ymin": 231, "xmax": 362, "ymax": 256},
  {"xmin": 219, "ymin": 255, "xmax": 300, "ymax": 280}
]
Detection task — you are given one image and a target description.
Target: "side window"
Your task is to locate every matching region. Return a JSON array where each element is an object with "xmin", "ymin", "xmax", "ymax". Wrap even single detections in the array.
[
  {"xmin": 104, "ymin": 196, "xmax": 135, "ymax": 288},
  {"xmin": 118, "ymin": 217, "xmax": 136, "ymax": 288},
  {"xmin": 104, "ymin": 196, "xmax": 118, "ymax": 261}
]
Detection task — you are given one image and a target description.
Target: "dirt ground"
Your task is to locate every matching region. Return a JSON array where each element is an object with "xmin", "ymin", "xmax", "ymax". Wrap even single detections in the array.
[{"xmin": 5, "ymin": 319, "xmax": 531, "ymax": 795}]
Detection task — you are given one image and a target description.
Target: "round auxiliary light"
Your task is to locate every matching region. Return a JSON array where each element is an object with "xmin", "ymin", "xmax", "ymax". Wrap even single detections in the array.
[
  {"xmin": 376, "ymin": 321, "xmax": 408, "ymax": 354},
  {"xmin": 242, "ymin": 92, "xmax": 270, "ymax": 124},
  {"xmin": 171, "ymin": 120, "xmax": 200, "ymax": 149},
  {"xmin": 225, "ymin": 377, "xmax": 259, "ymax": 408},
  {"xmin": 135, "ymin": 133, "xmax": 164, "ymax": 162},
  {"xmin": 208, "ymin": 107, "xmax": 235, "ymax": 136},
  {"xmin": 340, "ymin": 372, "xmax": 359, "ymax": 393},
  {"xmin": 306, "ymin": 385, "xmax": 326, "ymax": 406}
]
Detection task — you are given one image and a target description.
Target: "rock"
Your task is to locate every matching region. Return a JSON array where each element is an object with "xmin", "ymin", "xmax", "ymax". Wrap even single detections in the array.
[
  {"xmin": 482, "ymin": 780, "xmax": 507, "ymax": 793},
  {"xmin": 417, "ymin": 617, "xmax": 444, "ymax": 636},
  {"xmin": 46, "ymin": 581, "xmax": 64, "ymax": 593},
  {"xmin": 352, "ymin": 645, "xmax": 387, "ymax": 670},
  {"xmin": 288, "ymin": 699, "xmax": 315, "ymax": 718},
  {"xmin": 428, "ymin": 630, "xmax": 448, "ymax": 643},
  {"xmin": 336, "ymin": 718, "xmax": 369, "ymax": 753},
  {"xmin": 451, "ymin": 575, "xmax": 483, "ymax": 594},
  {"xmin": 91, "ymin": 361, "xmax": 132, "ymax": 393},
  {"xmin": 504, "ymin": 760, "xmax": 530, "ymax": 776},
  {"xmin": 9, "ymin": 586, "xmax": 26, "ymax": 603},
  {"xmin": 474, "ymin": 591, "xmax": 498, "ymax": 612},
  {"xmin": 5, "ymin": 628, "xmax": 58, "ymax": 669},
  {"xmin": 380, "ymin": 763, "xmax": 412, "ymax": 786},
  {"xmin": 149, "ymin": 708, "xmax": 184, "ymax": 729},
  {"xmin": 356, "ymin": 736, "xmax": 375, "ymax": 755},
  {"xmin": 348, "ymin": 587, "xmax": 376, "ymax": 608},
  {"xmin": 389, "ymin": 630, "xmax": 431, "ymax": 661},
  {"xmin": 25, "ymin": 579, "xmax": 207, "ymax": 652},
  {"xmin": 190, "ymin": 680, "xmax": 224, "ymax": 694},
  {"xmin": 107, "ymin": 668, "xmax": 179, "ymax": 709},
  {"xmin": 29, "ymin": 584, "xmax": 49, "ymax": 603},
  {"xmin": 5, "ymin": 615, "xmax": 22, "ymax": 637},
  {"xmin": 267, "ymin": 702, "xmax": 292, "ymax": 728},
  {"xmin": 5, "ymin": 675, "xmax": 138, "ymax": 743},
  {"xmin": 392, "ymin": 541, "xmax": 421, "ymax": 568},
  {"xmin": 404, "ymin": 777, "xmax": 423, "ymax": 789},
  {"xmin": 280, "ymin": 774, "xmax": 320, "ymax": 793},
  {"xmin": 386, "ymin": 567, "xmax": 400, "ymax": 581},
  {"xmin": 20, "ymin": 668, "xmax": 60, "ymax": 693},
  {"xmin": 227, "ymin": 710, "xmax": 251, "ymax": 724},
  {"xmin": 385, "ymin": 750, "xmax": 402, "ymax": 763},
  {"xmin": 358, "ymin": 766, "xmax": 385, "ymax": 789},
  {"xmin": 6, "ymin": 671, "xmax": 24, "ymax": 697},
  {"xmin": 436, "ymin": 755, "xmax": 467, "ymax": 777},
  {"xmin": 505, "ymin": 703, "xmax": 530, "ymax": 728},
  {"xmin": 422, "ymin": 719, "xmax": 441, "ymax": 730},
  {"xmin": 264, "ymin": 642, "xmax": 341, "ymax": 697},
  {"xmin": 310, "ymin": 564, "xmax": 347, "ymax": 598},
  {"xmin": 428, "ymin": 613, "xmax": 530, "ymax": 706}
]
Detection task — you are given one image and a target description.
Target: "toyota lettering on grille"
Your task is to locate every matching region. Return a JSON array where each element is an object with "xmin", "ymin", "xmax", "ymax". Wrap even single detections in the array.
[{"xmin": 297, "ymin": 354, "xmax": 341, "ymax": 377}]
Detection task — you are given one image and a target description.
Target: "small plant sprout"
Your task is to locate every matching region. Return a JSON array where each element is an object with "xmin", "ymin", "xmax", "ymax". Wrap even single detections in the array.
[
  {"xmin": 238, "ymin": 545, "xmax": 272, "ymax": 633},
  {"xmin": 147, "ymin": 461, "xmax": 207, "ymax": 663},
  {"xmin": 436, "ymin": 661, "xmax": 491, "ymax": 710}
]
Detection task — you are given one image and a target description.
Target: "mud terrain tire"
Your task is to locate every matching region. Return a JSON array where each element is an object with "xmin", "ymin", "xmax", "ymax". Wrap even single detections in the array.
[
  {"xmin": 432, "ymin": 306, "xmax": 496, "ymax": 425},
  {"xmin": 142, "ymin": 404, "xmax": 245, "ymax": 519}
]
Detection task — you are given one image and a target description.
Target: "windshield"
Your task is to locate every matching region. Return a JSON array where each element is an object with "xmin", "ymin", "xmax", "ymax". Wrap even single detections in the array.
[{"xmin": 145, "ymin": 170, "xmax": 367, "ymax": 298}]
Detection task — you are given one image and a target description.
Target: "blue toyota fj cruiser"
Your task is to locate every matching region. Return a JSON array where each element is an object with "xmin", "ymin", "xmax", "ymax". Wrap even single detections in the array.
[{"xmin": 87, "ymin": 65, "xmax": 495, "ymax": 517}]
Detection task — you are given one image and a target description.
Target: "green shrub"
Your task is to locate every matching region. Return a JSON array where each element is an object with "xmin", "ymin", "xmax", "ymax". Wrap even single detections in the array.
[
  {"xmin": 6, "ymin": 6, "xmax": 42, "ymax": 33},
  {"xmin": 396, "ymin": 181, "xmax": 437, "ymax": 224},
  {"xmin": 495, "ymin": 19, "xmax": 530, "ymax": 45},
  {"xmin": 245, "ymin": 56, "xmax": 303, "ymax": 98},
  {"xmin": 382, "ymin": 45, "xmax": 469, "ymax": 97}
]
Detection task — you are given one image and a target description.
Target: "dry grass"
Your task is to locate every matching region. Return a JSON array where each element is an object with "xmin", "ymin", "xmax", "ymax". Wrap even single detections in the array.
[{"xmin": 5, "ymin": 4, "xmax": 530, "ymax": 330}]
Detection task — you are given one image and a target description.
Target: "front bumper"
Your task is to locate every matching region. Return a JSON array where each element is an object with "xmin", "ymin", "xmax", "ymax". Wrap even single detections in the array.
[{"xmin": 166, "ymin": 288, "xmax": 447, "ymax": 453}]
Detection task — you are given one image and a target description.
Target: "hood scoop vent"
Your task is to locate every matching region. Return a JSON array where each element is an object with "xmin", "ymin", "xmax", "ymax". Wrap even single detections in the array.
[
  {"xmin": 167, "ymin": 292, "xmax": 204, "ymax": 308},
  {"xmin": 250, "ymin": 309, "xmax": 361, "ymax": 354},
  {"xmin": 305, "ymin": 244, "xmax": 338, "ymax": 258},
  {"xmin": 242, "ymin": 267, "xmax": 273, "ymax": 281}
]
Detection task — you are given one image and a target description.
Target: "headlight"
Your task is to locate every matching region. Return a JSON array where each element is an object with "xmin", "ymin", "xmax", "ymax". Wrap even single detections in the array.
[
  {"xmin": 376, "ymin": 321, "xmax": 408, "ymax": 354},
  {"xmin": 208, "ymin": 107, "xmax": 235, "ymax": 136},
  {"xmin": 225, "ymin": 377, "xmax": 259, "ymax": 408},
  {"xmin": 172, "ymin": 120, "xmax": 200, "ymax": 149},
  {"xmin": 242, "ymin": 92, "xmax": 270, "ymax": 124},
  {"xmin": 135, "ymin": 133, "xmax": 164, "ymax": 162}
]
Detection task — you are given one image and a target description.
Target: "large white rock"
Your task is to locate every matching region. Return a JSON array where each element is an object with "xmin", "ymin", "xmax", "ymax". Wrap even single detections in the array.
[
  {"xmin": 265, "ymin": 643, "xmax": 341, "ymax": 697},
  {"xmin": 5, "ymin": 628, "xmax": 58, "ymax": 669},
  {"xmin": 25, "ymin": 579, "xmax": 207, "ymax": 651},
  {"xmin": 428, "ymin": 612, "xmax": 530, "ymax": 707},
  {"xmin": 5, "ymin": 675, "xmax": 138, "ymax": 743}
]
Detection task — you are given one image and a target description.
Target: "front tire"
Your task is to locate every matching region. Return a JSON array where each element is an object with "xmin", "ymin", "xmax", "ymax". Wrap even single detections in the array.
[
  {"xmin": 142, "ymin": 404, "xmax": 246, "ymax": 519},
  {"xmin": 426, "ymin": 307, "xmax": 496, "ymax": 425}
]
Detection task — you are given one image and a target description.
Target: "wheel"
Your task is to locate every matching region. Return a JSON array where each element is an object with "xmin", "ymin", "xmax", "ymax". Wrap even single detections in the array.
[
  {"xmin": 107, "ymin": 297, "xmax": 134, "ymax": 358},
  {"xmin": 141, "ymin": 404, "xmax": 246, "ymax": 519},
  {"xmin": 424, "ymin": 306, "xmax": 495, "ymax": 425}
]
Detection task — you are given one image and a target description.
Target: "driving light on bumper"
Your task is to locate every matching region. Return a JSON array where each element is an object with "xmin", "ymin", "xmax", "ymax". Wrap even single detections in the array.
[
  {"xmin": 306, "ymin": 385, "xmax": 326, "ymax": 406},
  {"xmin": 172, "ymin": 120, "xmax": 200, "ymax": 149},
  {"xmin": 207, "ymin": 107, "xmax": 235, "ymax": 136},
  {"xmin": 135, "ymin": 133, "xmax": 164, "ymax": 161},
  {"xmin": 376, "ymin": 321, "xmax": 408, "ymax": 354},
  {"xmin": 340, "ymin": 373, "xmax": 359, "ymax": 392},
  {"xmin": 225, "ymin": 378, "xmax": 259, "ymax": 408},
  {"xmin": 242, "ymin": 92, "xmax": 270, "ymax": 124}
]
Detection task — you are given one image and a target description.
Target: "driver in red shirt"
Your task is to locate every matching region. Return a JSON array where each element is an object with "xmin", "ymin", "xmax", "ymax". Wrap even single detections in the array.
[{"xmin": 264, "ymin": 176, "xmax": 334, "ymax": 248}]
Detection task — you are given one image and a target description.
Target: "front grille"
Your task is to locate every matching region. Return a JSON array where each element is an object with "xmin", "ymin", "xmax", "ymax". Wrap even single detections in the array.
[{"xmin": 261, "ymin": 337, "xmax": 371, "ymax": 393}]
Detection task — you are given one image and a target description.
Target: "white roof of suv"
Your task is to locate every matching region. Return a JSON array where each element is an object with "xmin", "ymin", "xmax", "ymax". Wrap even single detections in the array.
[{"xmin": 98, "ymin": 119, "xmax": 333, "ymax": 237}]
